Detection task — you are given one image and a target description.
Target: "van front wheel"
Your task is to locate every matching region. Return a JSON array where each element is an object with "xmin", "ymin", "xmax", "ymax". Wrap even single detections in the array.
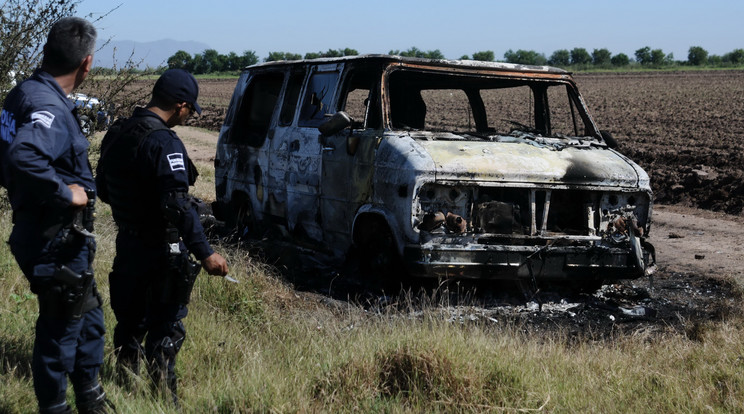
[
  {"xmin": 234, "ymin": 201, "xmax": 255, "ymax": 240},
  {"xmin": 355, "ymin": 219, "xmax": 404, "ymax": 282}
]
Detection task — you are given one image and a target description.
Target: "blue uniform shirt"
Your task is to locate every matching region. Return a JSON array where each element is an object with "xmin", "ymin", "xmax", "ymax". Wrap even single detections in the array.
[{"xmin": 0, "ymin": 69, "xmax": 94, "ymax": 211}]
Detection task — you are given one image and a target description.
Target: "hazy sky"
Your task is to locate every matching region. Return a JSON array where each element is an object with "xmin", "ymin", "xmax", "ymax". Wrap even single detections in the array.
[{"xmin": 78, "ymin": 0, "xmax": 743, "ymax": 61}]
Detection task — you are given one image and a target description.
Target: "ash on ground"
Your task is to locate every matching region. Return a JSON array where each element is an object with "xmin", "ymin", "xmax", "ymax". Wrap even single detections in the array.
[
  {"xmin": 293, "ymin": 261, "xmax": 741, "ymax": 342},
  {"xmin": 216, "ymin": 232, "xmax": 741, "ymax": 342}
]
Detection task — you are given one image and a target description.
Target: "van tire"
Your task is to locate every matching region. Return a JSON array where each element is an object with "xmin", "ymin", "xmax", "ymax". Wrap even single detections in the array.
[
  {"xmin": 234, "ymin": 201, "xmax": 254, "ymax": 240},
  {"xmin": 354, "ymin": 217, "xmax": 404, "ymax": 283}
]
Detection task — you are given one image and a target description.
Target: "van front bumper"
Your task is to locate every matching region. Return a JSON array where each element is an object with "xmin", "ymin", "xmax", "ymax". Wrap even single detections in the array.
[{"xmin": 403, "ymin": 237, "xmax": 654, "ymax": 280}]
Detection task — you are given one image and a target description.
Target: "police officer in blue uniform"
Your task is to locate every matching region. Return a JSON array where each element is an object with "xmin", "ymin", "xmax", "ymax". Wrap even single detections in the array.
[
  {"xmin": 95, "ymin": 68, "xmax": 228, "ymax": 405},
  {"xmin": 0, "ymin": 17, "xmax": 109, "ymax": 413}
]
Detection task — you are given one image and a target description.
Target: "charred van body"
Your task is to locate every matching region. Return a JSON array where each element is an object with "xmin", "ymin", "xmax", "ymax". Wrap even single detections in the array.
[{"xmin": 213, "ymin": 55, "xmax": 655, "ymax": 284}]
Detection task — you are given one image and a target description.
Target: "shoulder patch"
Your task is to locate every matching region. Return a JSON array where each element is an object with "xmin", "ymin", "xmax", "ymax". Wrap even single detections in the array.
[
  {"xmin": 30, "ymin": 111, "xmax": 55, "ymax": 128},
  {"xmin": 167, "ymin": 152, "xmax": 186, "ymax": 171}
]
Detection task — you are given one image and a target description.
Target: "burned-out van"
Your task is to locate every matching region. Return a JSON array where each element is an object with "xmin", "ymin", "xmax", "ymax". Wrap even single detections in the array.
[{"xmin": 213, "ymin": 55, "xmax": 655, "ymax": 284}]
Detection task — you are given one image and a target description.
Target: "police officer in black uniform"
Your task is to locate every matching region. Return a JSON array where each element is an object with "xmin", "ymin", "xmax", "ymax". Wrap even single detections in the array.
[
  {"xmin": 0, "ymin": 17, "xmax": 109, "ymax": 414},
  {"xmin": 96, "ymin": 68, "xmax": 228, "ymax": 405}
]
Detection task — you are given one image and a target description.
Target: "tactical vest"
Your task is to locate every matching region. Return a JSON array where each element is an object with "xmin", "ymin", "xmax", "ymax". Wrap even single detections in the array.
[{"xmin": 96, "ymin": 115, "xmax": 170, "ymax": 231}]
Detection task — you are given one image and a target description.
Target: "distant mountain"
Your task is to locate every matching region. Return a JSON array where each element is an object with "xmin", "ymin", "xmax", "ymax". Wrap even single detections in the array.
[{"xmin": 92, "ymin": 39, "xmax": 211, "ymax": 69}]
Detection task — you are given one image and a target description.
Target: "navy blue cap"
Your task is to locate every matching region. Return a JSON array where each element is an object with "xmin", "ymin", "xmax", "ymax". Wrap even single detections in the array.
[{"xmin": 153, "ymin": 68, "xmax": 202, "ymax": 115}]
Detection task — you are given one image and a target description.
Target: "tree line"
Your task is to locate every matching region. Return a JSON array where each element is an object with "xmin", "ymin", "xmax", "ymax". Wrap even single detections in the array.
[
  {"xmin": 165, "ymin": 48, "xmax": 360, "ymax": 74},
  {"xmin": 501, "ymin": 46, "xmax": 744, "ymax": 68},
  {"xmin": 164, "ymin": 45, "xmax": 744, "ymax": 74}
]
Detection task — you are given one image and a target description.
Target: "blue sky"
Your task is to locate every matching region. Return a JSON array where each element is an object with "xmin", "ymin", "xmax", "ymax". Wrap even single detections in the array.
[{"xmin": 78, "ymin": 0, "xmax": 743, "ymax": 61}]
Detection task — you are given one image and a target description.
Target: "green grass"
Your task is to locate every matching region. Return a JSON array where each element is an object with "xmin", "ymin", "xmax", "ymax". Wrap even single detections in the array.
[{"xmin": 3, "ymin": 134, "xmax": 744, "ymax": 413}]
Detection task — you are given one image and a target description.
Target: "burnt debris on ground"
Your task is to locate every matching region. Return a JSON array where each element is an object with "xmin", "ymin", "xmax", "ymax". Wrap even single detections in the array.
[{"xmin": 212, "ymin": 225, "xmax": 741, "ymax": 342}]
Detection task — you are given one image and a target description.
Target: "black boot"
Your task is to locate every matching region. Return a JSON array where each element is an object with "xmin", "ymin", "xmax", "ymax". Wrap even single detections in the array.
[
  {"xmin": 39, "ymin": 399, "xmax": 72, "ymax": 414},
  {"xmin": 115, "ymin": 349, "xmax": 141, "ymax": 389},
  {"xmin": 148, "ymin": 337, "xmax": 179, "ymax": 408},
  {"xmin": 75, "ymin": 381, "xmax": 113, "ymax": 414}
]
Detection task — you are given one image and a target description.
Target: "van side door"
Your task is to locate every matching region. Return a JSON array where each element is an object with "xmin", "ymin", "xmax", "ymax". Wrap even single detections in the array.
[
  {"xmin": 320, "ymin": 66, "xmax": 382, "ymax": 251},
  {"xmin": 286, "ymin": 63, "xmax": 342, "ymax": 243}
]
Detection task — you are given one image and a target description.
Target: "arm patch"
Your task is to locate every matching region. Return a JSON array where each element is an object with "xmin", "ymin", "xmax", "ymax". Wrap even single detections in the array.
[
  {"xmin": 30, "ymin": 111, "xmax": 55, "ymax": 128},
  {"xmin": 167, "ymin": 152, "xmax": 185, "ymax": 171}
]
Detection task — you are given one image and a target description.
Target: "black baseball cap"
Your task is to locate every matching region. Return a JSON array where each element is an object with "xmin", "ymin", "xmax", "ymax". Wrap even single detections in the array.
[{"xmin": 153, "ymin": 68, "xmax": 202, "ymax": 115}]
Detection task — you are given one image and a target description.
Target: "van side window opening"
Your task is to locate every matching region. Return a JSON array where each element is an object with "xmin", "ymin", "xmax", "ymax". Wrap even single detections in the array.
[
  {"xmin": 339, "ymin": 69, "xmax": 381, "ymax": 129},
  {"xmin": 299, "ymin": 71, "xmax": 339, "ymax": 127},
  {"xmin": 547, "ymin": 84, "xmax": 588, "ymax": 137},
  {"xmin": 388, "ymin": 70, "xmax": 589, "ymax": 138},
  {"xmin": 279, "ymin": 71, "xmax": 305, "ymax": 126},
  {"xmin": 479, "ymin": 86, "xmax": 536, "ymax": 134},
  {"xmin": 230, "ymin": 72, "xmax": 284, "ymax": 147}
]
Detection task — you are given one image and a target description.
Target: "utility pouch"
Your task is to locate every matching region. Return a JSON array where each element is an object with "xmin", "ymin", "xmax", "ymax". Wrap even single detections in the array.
[{"xmin": 162, "ymin": 250, "xmax": 201, "ymax": 305}]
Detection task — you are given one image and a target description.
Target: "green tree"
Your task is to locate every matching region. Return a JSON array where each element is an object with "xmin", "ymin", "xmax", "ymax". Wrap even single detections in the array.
[
  {"xmin": 190, "ymin": 54, "xmax": 206, "ymax": 74},
  {"xmin": 322, "ymin": 48, "xmax": 343, "ymax": 58},
  {"xmin": 425, "ymin": 49, "xmax": 445, "ymax": 59},
  {"xmin": 390, "ymin": 47, "xmax": 419, "ymax": 57},
  {"xmin": 570, "ymin": 48, "xmax": 591, "ymax": 65},
  {"xmin": 390, "ymin": 47, "xmax": 445, "ymax": 59},
  {"xmin": 650, "ymin": 48, "xmax": 667, "ymax": 66},
  {"xmin": 610, "ymin": 53, "xmax": 630, "ymax": 66},
  {"xmin": 168, "ymin": 49, "xmax": 257, "ymax": 73},
  {"xmin": 239, "ymin": 50, "xmax": 259, "ymax": 68},
  {"xmin": 265, "ymin": 52, "xmax": 302, "ymax": 62},
  {"xmin": 224, "ymin": 52, "xmax": 239, "ymax": 71},
  {"xmin": 471, "ymin": 50, "xmax": 495, "ymax": 61},
  {"xmin": 200, "ymin": 49, "xmax": 225, "ymax": 73},
  {"xmin": 592, "ymin": 48, "xmax": 612, "ymax": 66},
  {"xmin": 723, "ymin": 48, "xmax": 744, "ymax": 64},
  {"xmin": 548, "ymin": 49, "xmax": 570, "ymax": 66},
  {"xmin": 635, "ymin": 46, "xmax": 652, "ymax": 65},
  {"xmin": 687, "ymin": 46, "xmax": 708, "ymax": 66},
  {"xmin": 504, "ymin": 49, "xmax": 547, "ymax": 65},
  {"xmin": 167, "ymin": 50, "xmax": 192, "ymax": 70},
  {"xmin": 304, "ymin": 48, "xmax": 358, "ymax": 60}
]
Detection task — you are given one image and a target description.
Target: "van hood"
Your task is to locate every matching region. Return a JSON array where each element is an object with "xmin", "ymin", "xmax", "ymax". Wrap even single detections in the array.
[{"xmin": 415, "ymin": 135, "xmax": 646, "ymax": 188}]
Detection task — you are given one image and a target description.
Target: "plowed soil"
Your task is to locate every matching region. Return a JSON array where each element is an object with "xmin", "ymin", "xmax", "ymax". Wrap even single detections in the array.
[
  {"xmin": 576, "ymin": 71, "xmax": 744, "ymax": 215},
  {"xmin": 179, "ymin": 70, "xmax": 744, "ymax": 339}
]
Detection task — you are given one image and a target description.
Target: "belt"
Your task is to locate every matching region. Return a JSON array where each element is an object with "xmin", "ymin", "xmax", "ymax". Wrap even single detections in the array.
[{"xmin": 116, "ymin": 222, "xmax": 177, "ymax": 243}]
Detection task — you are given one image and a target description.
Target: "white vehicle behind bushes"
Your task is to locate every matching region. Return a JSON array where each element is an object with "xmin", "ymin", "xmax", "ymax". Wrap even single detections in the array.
[{"xmin": 68, "ymin": 92, "xmax": 109, "ymax": 134}]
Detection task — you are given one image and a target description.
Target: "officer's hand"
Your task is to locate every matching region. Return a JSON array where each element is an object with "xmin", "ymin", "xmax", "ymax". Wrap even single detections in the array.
[
  {"xmin": 68, "ymin": 184, "xmax": 88, "ymax": 209},
  {"xmin": 202, "ymin": 252, "xmax": 228, "ymax": 276}
]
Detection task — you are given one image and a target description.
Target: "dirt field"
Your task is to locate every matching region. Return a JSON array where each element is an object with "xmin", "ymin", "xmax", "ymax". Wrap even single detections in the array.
[
  {"xmin": 177, "ymin": 70, "xmax": 744, "ymax": 339},
  {"xmin": 576, "ymin": 71, "xmax": 744, "ymax": 215}
]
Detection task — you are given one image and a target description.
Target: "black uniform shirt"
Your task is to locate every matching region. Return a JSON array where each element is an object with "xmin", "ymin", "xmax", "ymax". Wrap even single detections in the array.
[{"xmin": 97, "ymin": 107, "xmax": 213, "ymax": 260}]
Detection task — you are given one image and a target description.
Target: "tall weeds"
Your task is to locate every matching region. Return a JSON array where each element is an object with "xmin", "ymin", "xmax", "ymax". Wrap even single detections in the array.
[{"xmin": 2, "ymin": 131, "xmax": 744, "ymax": 413}]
